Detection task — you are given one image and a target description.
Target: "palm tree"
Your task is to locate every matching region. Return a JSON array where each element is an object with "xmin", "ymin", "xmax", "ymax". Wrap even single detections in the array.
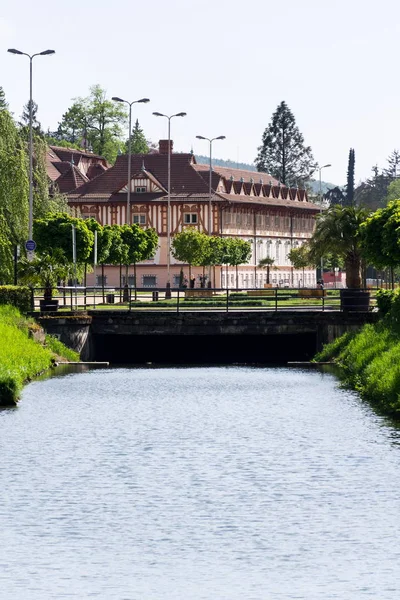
[
  {"xmin": 258, "ymin": 256, "xmax": 275, "ymax": 285},
  {"xmin": 309, "ymin": 205, "xmax": 368, "ymax": 289}
]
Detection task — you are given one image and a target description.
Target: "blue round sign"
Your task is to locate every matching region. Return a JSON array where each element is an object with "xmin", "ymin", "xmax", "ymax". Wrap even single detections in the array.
[{"xmin": 25, "ymin": 240, "xmax": 36, "ymax": 252}]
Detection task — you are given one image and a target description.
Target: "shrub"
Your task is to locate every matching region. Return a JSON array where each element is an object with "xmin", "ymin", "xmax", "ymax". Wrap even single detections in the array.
[
  {"xmin": 0, "ymin": 285, "xmax": 32, "ymax": 313},
  {"xmin": 375, "ymin": 288, "xmax": 395, "ymax": 315}
]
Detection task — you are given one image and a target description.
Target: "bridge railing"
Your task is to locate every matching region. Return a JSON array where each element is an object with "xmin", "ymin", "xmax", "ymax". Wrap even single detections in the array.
[{"xmin": 30, "ymin": 286, "xmax": 378, "ymax": 314}]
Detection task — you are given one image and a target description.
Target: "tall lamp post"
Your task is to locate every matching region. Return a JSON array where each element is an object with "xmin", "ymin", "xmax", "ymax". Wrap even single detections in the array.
[
  {"xmin": 317, "ymin": 163, "xmax": 332, "ymax": 282},
  {"xmin": 196, "ymin": 135, "xmax": 226, "ymax": 287},
  {"xmin": 8, "ymin": 48, "xmax": 55, "ymax": 256},
  {"xmin": 112, "ymin": 97, "xmax": 150, "ymax": 225},
  {"xmin": 153, "ymin": 111, "xmax": 187, "ymax": 298}
]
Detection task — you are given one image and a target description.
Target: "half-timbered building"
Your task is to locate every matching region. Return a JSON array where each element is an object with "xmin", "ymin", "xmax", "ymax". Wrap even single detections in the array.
[{"xmin": 64, "ymin": 140, "xmax": 320, "ymax": 288}]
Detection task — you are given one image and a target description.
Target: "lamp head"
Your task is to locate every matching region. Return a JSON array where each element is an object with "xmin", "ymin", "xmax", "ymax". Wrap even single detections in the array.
[
  {"xmin": 321, "ymin": 163, "xmax": 332, "ymax": 169},
  {"xmin": 112, "ymin": 96, "xmax": 125, "ymax": 102},
  {"xmin": 216, "ymin": 136, "xmax": 226, "ymax": 140},
  {"xmin": 196, "ymin": 135, "xmax": 206, "ymax": 140},
  {"xmin": 152, "ymin": 112, "xmax": 165, "ymax": 117},
  {"xmin": 40, "ymin": 49, "xmax": 55, "ymax": 55},
  {"xmin": 175, "ymin": 112, "xmax": 187, "ymax": 117},
  {"xmin": 137, "ymin": 98, "xmax": 150, "ymax": 103},
  {"xmin": 7, "ymin": 48, "xmax": 24, "ymax": 55}
]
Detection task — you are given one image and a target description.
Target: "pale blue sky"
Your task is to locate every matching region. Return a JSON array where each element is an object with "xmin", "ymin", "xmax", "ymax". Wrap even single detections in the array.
[{"xmin": 1, "ymin": 0, "xmax": 399, "ymax": 186}]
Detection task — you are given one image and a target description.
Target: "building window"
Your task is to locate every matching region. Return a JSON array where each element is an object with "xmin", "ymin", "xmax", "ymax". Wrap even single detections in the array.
[
  {"xmin": 96, "ymin": 275, "xmax": 107, "ymax": 286},
  {"xmin": 184, "ymin": 213, "xmax": 198, "ymax": 224},
  {"xmin": 122, "ymin": 275, "xmax": 136, "ymax": 287},
  {"xmin": 133, "ymin": 214, "xmax": 146, "ymax": 225},
  {"xmin": 142, "ymin": 275, "xmax": 157, "ymax": 287},
  {"xmin": 136, "ymin": 186, "xmax": 146, "ymax": 193}
]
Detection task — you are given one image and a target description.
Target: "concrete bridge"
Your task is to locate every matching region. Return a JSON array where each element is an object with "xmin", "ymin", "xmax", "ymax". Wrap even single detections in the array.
[{"xmin": 37, "ymin": 310, "xmax": 378, "ymax": 364}]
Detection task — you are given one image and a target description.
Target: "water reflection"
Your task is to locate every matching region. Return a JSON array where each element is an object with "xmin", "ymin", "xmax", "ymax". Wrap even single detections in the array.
[{"xmin": 1, "ymin": 366, "xmax": 400, "ymax": 599}]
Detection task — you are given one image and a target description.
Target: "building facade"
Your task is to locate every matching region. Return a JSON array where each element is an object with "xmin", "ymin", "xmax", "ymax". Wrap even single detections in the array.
[{"xmin": 60, "ymin": 140, "xmax": 320, "ymax": 288}]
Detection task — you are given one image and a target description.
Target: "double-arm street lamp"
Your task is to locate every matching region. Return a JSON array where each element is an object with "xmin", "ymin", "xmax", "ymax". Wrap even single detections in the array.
[
  {"xmin": 196, "ymin": 135, "xmax": 226, "ymax": 287},
  {"xmin": 152, "ymin": 111, "xmax": 187, "ymax": 298},
  {"xmin": 8, "ymin": 48, "xmax": 55, "ymax": 252},
  {"xmin": 112, "ymin": 96, "xmax": 150, "ymax": 225},
  {"xmin": 195, "ymin": 135, "xmax": 226, "ymax": 235},
  {"xmin": 316, "ymin": 163, "xmax": 332, "ymax": 282}
]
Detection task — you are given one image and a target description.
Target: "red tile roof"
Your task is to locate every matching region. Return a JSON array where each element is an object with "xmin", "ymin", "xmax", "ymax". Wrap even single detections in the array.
[{"xmin": 193, "ymin": 163, "xmax": 280, "ymax": 186}]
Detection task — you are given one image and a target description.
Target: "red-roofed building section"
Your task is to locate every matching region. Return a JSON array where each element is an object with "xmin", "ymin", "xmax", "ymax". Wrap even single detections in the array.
[
  {"xmin": 46, "ymin": 145, "xmax": 109, "ymax": 195},
  {"xmin": 63, "ymin": 140, "xmax": 320, "ymax": 289}
]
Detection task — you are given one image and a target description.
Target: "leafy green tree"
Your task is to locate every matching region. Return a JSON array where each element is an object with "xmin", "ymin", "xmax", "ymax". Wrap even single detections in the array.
[
  {"xmin": 258, "ymin": 256, "xmax": 275, "ymax": 285},
  {"xmin": 0, "ymin": 106, "xmax": 29, "ymax": 248},
  {"xmin": 56, "ymin": 85, "xmax": 127, "ymax": 162},
  {"xmin": 106, "ymin": 225, "xmax": 129, "ymax": 297},
  {"xmin": 126, "ymin": 119, "xmax": 149, "ymax": 154},
  {"xmin": 344, "ymin": 148, "xmax": 355, "ymax": 206},
  {"xmin": 0, "ymin": 213, "xmax": 13, "ymax": 284},
  {"xmin": 221, "ymin": 238, "xmax": 252, "ymax": 289},
  {"xmin": 120, "ymin": 224, "xmax": 158, "ymax": 296},
  {"xmin": 288, "ymin": 245, "xmax": 311, "ymax": 288},
  {"xmin": 34, "ymin": 213, "xmax": 94, "ymax": 265},
  {"xmin": 385, "ymin": 179, "xmax": 400, "ymax": 203},
  {"xmin": 309, "ymin": 205, "xmax": 368, "ymax": 289},
  {"xmin": 171, "ymin": 228, "xmax": 207, "ymax": 279},
  {"xmin": 255, "ymin": 101, "xmax": 316, "ymax": 186}
]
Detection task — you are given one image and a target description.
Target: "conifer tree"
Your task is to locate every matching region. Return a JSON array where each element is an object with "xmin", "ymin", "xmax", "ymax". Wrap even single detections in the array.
[
  {"xmin": 0, "ymin": 87, "xmax": 7, "ymax": 110},
  {"xmin": 384, "ymin": 149, "xmax": 400, "ymax": 179},
  {"xmin": 255, "ymin": 101, "xmax": 316, "ymax": 186},
  {"xmin": 19, "ymin": 100, "xmax": 43, "ymax": 137},
  {"xmin": 126, "ymin": 119, "xmax": 149, "ymax": 154},
  {"xmin": 344, "ymin": 148, "xmax": 355, "ymax": 206}
]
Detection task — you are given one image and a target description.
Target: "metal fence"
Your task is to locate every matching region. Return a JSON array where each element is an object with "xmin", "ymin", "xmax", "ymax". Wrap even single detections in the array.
[{"xmin": 31, "ymin": 286, "xmax": 378, "ymax": 314}]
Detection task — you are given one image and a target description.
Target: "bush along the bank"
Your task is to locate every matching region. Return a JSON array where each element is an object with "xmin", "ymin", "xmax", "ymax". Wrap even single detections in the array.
[
  {"xmin": 0, "ymin": 285, "xmax": 31, "ymax": 313},
  {"xmin": 314, "ymin": 291, "xmax": 400, "ymax": 418},
  {"xmin": 0, "ymin": 305, "xmax": 78, "ymax": 406}
]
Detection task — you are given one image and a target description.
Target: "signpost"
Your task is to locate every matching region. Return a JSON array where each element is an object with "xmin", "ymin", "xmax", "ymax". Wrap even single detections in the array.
[{"xmin": 25, "ymin": 239, "xmax": 36, "ymax": 262}]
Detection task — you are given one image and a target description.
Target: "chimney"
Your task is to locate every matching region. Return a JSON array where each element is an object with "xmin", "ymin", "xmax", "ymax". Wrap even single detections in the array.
[{"xmin": 159, "ymin": 139, "xmax": 173, "ymax": 154}]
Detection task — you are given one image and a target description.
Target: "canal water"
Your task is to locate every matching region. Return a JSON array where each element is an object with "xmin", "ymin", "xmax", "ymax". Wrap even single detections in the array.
[{"xmin": 1, "ymin": 365, "xmax": 400, "ymax": 599}]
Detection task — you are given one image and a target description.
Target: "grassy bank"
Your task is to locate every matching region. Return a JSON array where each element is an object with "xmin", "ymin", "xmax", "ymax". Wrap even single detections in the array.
[
  {"xmin": 314, "ymin": 290, "xmax": 400, "ymax": 418},
  {"xmin": 0, "ymin": 305, "xmax": 79, "ymax": 406}
]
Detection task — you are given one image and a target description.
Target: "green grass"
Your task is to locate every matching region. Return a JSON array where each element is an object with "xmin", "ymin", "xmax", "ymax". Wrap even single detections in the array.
[
  {"xmin": 314, "ymin": 318, "xmax": 400, "ymax": 418},
  {"xmin": 45, "ymin": 335, "xmax": 80, "ymax": 362},
  {"xmin": 0, "ymin": 305, "xmax": 79, "ymax": 405}
]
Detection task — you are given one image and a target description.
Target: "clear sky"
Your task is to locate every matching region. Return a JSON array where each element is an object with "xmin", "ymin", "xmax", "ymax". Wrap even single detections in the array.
[{"xmin": 1, "ymin": 0, "xmax": 399, "ymax": 186}]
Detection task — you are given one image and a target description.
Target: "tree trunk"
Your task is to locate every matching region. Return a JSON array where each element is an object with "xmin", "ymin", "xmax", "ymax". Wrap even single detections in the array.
[
  {"xmin": 345, "ymin": 253, "xmax": 362, "ymax": 289},
  {"xmin": 236, "ymin": 265, "xmax": 238, "ymax": 290},
  {"xmin": 134, "ymin": 262, "xmax": 137, "ymax": 301}
]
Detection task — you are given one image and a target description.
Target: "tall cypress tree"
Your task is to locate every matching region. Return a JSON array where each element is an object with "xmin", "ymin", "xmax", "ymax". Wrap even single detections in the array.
[
  {"xmin": 255, "ymin": 101, "xmax": 315, "ymax": 186},
  {"xmin": 344, "ymin": 148, "xmax": 355, "ymax": 206}
]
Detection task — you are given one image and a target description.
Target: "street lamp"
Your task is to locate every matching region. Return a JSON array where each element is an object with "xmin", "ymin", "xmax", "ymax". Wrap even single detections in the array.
[
  {"xmin": 112, "ymin": 97, "xmax": 150, "ymax": 225},
  {"xmin": 8, "ymin": 48, "xmax": 55, "ymax": 255},
  {"xmin": 196, "ymin": 135, "xmax": 226, "ymax": 287},
  {"xmin": 153, "ymin": 111, "xmax": 187, "ymax": 298},
  {"xmin": 316, "ymin": 163, "xmax": 332, "ymax": 283}
]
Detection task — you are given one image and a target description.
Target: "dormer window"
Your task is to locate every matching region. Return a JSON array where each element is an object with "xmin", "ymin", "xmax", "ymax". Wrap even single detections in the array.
[{"xmin": 136, "ymin": 186, "xmax": 147, "ymax": 193}]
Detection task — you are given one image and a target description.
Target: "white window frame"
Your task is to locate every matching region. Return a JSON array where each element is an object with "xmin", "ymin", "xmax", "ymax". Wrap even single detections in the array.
[
  {"xmin": 133, "ymin": 214, "xmax": 146, "ymax": 225},
  {"xmin": 183, "ymin": 213, "xmax": 198, "ymax": 224}
]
